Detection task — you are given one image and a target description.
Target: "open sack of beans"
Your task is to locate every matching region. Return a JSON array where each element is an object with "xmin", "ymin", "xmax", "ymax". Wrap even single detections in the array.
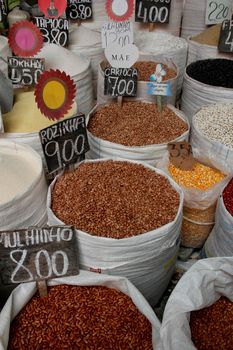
[
  {"xmin": 97, "ymin": 56, "xmax": 178, "ymax": 105},
  {"xmin": 0, "ymin": 271, "xmax": 162, "ymax": 350},
  {"xmin": 160, "ymin": 257, "xmax": 233, "ymax": 350},
  {"xmin": 204, "ymin": 177, "xmax": 233, "ymax": 258},
  {"xmin": 158, "ymin": 152, "xmax": 230, "ymax": 248},
  {"xmin": 47, "ymin": 159, "xmax": 184, "ymax": 306},
  {"xmin": 191, "ymin": 103, "xmax": 233, "ymax": 172},
  {"xmin": 87, "ymin": 102, "xmax": 189, "ymax": 166}
]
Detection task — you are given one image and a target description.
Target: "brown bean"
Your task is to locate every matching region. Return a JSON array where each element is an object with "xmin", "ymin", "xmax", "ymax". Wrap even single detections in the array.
[
  {"xmin": 8, "ymin": 285, "xmax": 153, "ymax": 350},
  {"xmin": 190, "ymin": 297, "xmax": 233, "ymax": 350},
  {"xmin": 51, "ymin": 161, "xmax": 180, "ymax": 238},
  {"xmin": 88, "ymin": 102, "xmax": 188, "ymax": 147}
]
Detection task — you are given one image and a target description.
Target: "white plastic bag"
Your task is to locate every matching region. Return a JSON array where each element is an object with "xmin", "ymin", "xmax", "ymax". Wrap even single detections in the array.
[
  {"xmin": 0, "ymin": 271, "xmax": 162, "ymax": 350},
  {"xmin": 160, "ymin": 257, "xmax": 233, "ymax": 350},
  {"xmin": 157, "ymin": 152, "xmax": 230, "ymax": 210},
  {"xmin": 47, "ymin": 158, "xmax": 184, "ymax": 306},
  {"xmin": 204, "ymin": 195, "xmax": 233, "ymax": 257},
  {"xmin": 87, "ymin": 104, "xmax": 189, "ymax": 166}
]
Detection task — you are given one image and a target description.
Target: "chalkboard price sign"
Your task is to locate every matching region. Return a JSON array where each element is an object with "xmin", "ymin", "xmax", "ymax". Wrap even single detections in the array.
[
  {"xmin": 135, "ymin": 0, "xmax": 171, "ymax": 24},
  {"xmin": 8, "ymin": 57, "xmax": 45, "ymax": 86},
  {"xmin": 35, "ymin": 17, "xmax": 69, "ymax": 47},
  {"xmin": 104, "ymin": 67, "xmax": 138, "ymax": 97},
  {"xmin": 0, "ymin": 0, "xmax": 7, "ymax": 23},
  {"xmin": 0, "ymin": 226, "xmax": 78, "ymax": 285},
  {"xmin": 66, "ymin": 0, "xmax": 93, "ymax": 20},
  {"xmin": 39, "ymin": 115, "xmax": 90, "ymax": 174},
  {"xmin": 218, "ymin": 20, "xmax": 233, "ymax": 52}
]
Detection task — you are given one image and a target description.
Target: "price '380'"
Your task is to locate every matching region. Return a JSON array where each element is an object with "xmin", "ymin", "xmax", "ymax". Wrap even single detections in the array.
[{"xmin": 40, "ymin": 28, "xmax": 68, "ymax": 47}]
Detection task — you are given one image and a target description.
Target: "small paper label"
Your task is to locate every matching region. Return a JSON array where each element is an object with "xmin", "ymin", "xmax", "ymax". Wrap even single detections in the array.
[
  {"xmin": 147, "ymin": 81, "xmax": 172, "ymax": 96},
  {"xmin": 218, "ymin": 19, "xmax": 233, "ymax": 52},
  {"xmin": 66, "ymin": 0, "xmax": 92, "ymax": 20},
  {"xmin": 104, "ymin": 42, "xmax": 139, "ymax": 68},
  {"xmin": 168, "ymin": 141, "xmax": 196, "ymax": 171},
  {"xmin": 205, "ymin": 0, "xmax": 231, "ymax": 25},
  {"xmin": 102, "ymin": 21, "xmax": 133, "ymax": 49},
  {"xmin": 8, "ymin": 57, "xmax": 45, "ymax": 86},
  {"xmin": 135, "ymin": 0, "xmax": 171, "ymax": 24},
  {"xmin": 39, "ymin": 115, "xmax": 90, "ymax": 174},
  {"xmin": 35, "ymin": 17, "xmax": 69, "ymax": 47},
  {"xmin": 0, "ymin": 226, "xmax": 78, "ymax": 285},
  {"xmin": 104, "ymin": 67, "xmax": 138, "ymax": 97}
]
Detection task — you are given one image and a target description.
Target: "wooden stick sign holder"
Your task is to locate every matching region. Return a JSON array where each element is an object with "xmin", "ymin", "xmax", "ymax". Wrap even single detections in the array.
[
  {"xmin": 149, "ymin": 23, "xmax": 154, "ymax": 32},
  {"xmin": 37, "ymin": 280, "xmax": 48, "ymax": 297},
  {"xmin": 118, "ymin": 96, "xmax": 123, "ymax": 108}
]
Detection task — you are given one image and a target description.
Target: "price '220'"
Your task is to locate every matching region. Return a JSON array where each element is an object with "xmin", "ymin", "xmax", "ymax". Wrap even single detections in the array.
[{"xmin": 208, "ymin": 1, "xmax": 229, "ymax": 22}]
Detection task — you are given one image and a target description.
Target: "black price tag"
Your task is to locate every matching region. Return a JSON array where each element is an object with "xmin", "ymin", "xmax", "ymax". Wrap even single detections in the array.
[
  {"xmin": 104, "ymin": 67, "xmax": 138, "ymax": 97},
  {"xmin": 39, "ymin": 115, "xmax": 90, "ymax": 174},
  {"xmin": 66, "ymin": 0, "xmax": 92, "ymax": 20},
  {"xmin": 35, "ymin": 17, "xmax": 69, "ymax": 47},
  {"xmin": 8, "ymin": 57, "xmax": 45, "ymax": 86},
  {"xmin": 218, "ymin": 19, "xmax": 233, "ymax": 52},
  {"xmin": 0, "ymin": 226, "xmax": 79, "ymax": 285},
  {"xmin": 135, "ymin": 0, "xmax": 171, "ymax": 24},
  {"xmin": 0, "ymin": 0, "xmax": 7, "ymax": 23}
]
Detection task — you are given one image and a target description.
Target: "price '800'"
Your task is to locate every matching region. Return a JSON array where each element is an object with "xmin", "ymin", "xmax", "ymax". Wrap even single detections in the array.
[{"xmin": 10, "ymin": 249, "xmax": 69, "ymax": 283}]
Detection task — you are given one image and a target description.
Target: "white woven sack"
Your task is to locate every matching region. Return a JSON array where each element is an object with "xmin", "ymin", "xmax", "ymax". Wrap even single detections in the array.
[
  {"xmin": 204, "ymin": 196, "xmax": 233, "ymax": 257},
  {"xmin": 187, "ymin": 37, "xmax": 233, "ymax": 65},
  {"xmin": 86, "ymin": 104, "xmax": 189, "ymax": 166},
  {"xmin": 134, "ymin": 31, "xmax": 188, "ymax": 97},
  {"xmin": 0, "ymin": 108, "xmax": 3, "ymax": 133},
  {"xmin": 69, "ymin": 26, "xmax": 104, "ymax": 99},
  {"xmin": 0, "ymin": 271, "xmax": 162, "ymax": 350},
  {"xmin": 181, "ymin": 71, "xmax": 233, "ymax": 122},
  {"xmin": 160, "ymin": 257, "xmax": 233, "ymax": 350},
  {"xmin": 0, "ymin": 142, "xmax": 48, "ymax": 230},
  {"xmin": 97, "ymin": 55, "xmax": 178, "ymax": 106},
  {"xmin": 0, "ymin": 36, "xmax": 11, "ymax": 76},
  {"xmin": 191, "ymin": 114, "xmax": 233, "ymax": 172},
  {"xmin": 47, "ymin": 158, "xmax": 184, "ymax": 306}
]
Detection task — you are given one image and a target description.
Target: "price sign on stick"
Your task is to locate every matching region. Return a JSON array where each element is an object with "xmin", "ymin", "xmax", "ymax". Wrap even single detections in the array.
[
  {"xmin": 0, "ymin": 226, "xmax": 79, "ymax": 296},
  {"xmin": 135, "ymin": 0, "xmax": 171, "ymax": 24},
  {"xmin": 0, "ymin": 0, "xmax": 7, "ymax": 23},
  {"xmin": 104, "ymin": 67, "xmax": 138, "ymax": 97},
  {"xmin": 168, "ymin": 141, "xmax": 196, "ymax": 171},
  {"xmin": 8, "ymin": 57, "xmax": 45, "ymax": 86},
  {"xmin": 66, "ymin": 0, "xmax": 92, "ymax": 20},
  {"xmin": 39, "ymin": 115, "xmax": 90, "ymax": 174},
  {"xmin": 102, "ymin": 21, "xmax": 133, "ymax": 49},
  {"xmin": 35, "ymin": 17, "xmax": 69, "ymax": 47},
  {"xmin": 218, "ymin": 20, "xmax": 233, "ymax": 52},
  {"xmin": 205, "ymin": 0, "xmax": 231, "ymax": 25}
]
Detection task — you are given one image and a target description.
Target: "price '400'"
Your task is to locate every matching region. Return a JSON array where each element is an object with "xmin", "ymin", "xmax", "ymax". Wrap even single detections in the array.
[
  {"xmin": 10, "ymin": 249, "xmax": 69, "ymax": 283},
  {"xmin": 137, "ymin": 0, "xmax": 170, "ymax": 23}
]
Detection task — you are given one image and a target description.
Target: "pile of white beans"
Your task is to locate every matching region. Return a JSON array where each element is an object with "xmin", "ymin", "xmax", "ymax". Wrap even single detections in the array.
[{"xmin": 193, "ymin": 103, "xmax": 233, "ymax": 149}]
